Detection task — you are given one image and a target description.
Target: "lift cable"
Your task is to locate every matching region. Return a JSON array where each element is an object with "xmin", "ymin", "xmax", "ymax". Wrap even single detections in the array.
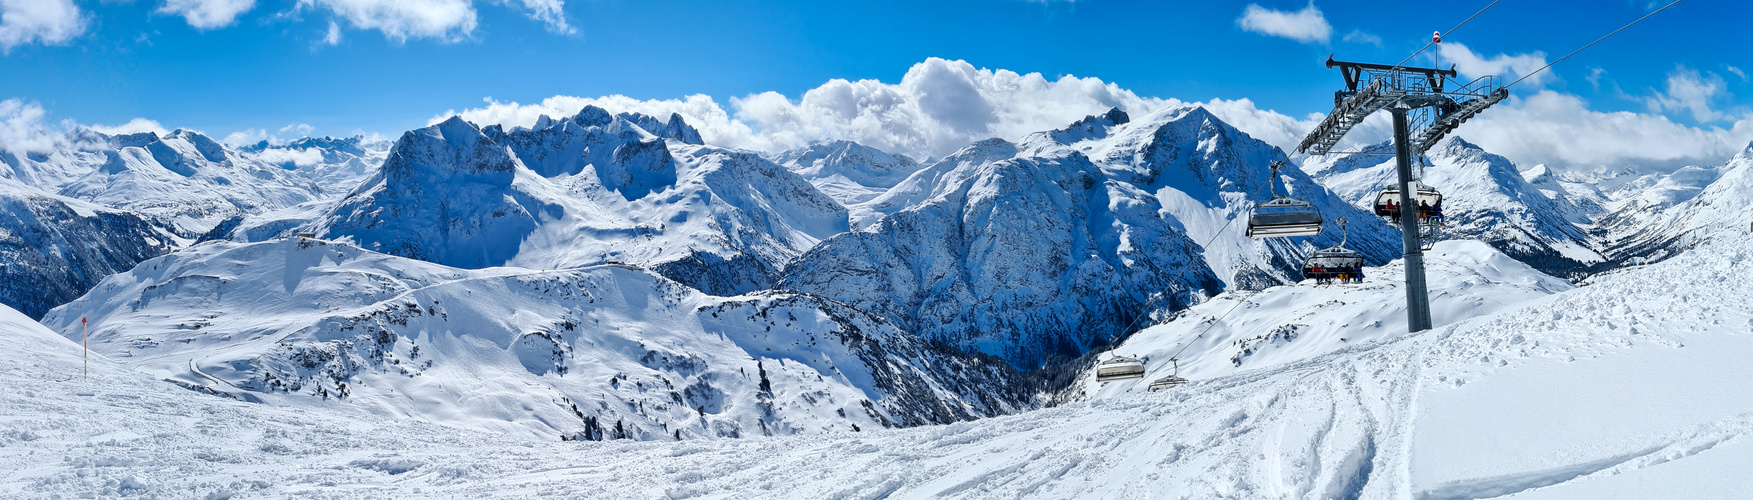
[
  {"xmin": 1506, "ymin": 0, "xmax": 1685, "ymax": 88},
  {"xmin": 1388, "ymin": 0, "xmax": 1504, "ymax": 72}
]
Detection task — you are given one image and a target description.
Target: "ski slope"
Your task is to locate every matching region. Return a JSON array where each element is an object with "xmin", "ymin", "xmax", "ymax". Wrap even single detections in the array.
[{"xmin": 6, "ymin": 228, "xmax": 1750, "ymax": 498}]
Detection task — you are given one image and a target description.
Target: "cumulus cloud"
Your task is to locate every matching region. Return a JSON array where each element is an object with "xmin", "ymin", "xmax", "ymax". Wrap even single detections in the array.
[
  {"xmin": 440, "ymin": 58, "xmax": 1171, "ymax": 160},
  {"xmin": 1644, "ymin": 65, "xmax": 1729, "ymax": 123},
  {"xmin": 158, "ymin": 0, "xmax": 256, "ymax": 30},
  {"xmin": 0, "ymin": 99, "xmax": 60, "ymax": 153},
  {"xmin": 1455, "ymin": 90, "xmax": 1753, "ymax": 172},
  {"xmin": 1437, "ymin": 42, "xmax": 1549, "ymax": 86},
  {"xmin": 90, "ymin": 118, "xmax": 171, "ymax": 137},
  {"xmin": 495, "ymin": 0, "xmax": 572, "ymax": 34},
  {"xmin": 300, "ymin": 0, "xmax": 478, "ymax": 42},
  {"xmin": 1237, "ymin": 2, "xmax": 1331, "ymax": 44},
  {"xmin": 436, "ymin": 58, "xmax": 1751, "ymax": 174},
  {"xmin": 0, "ymin": 0, "xmax": 85, "ymax": 52},
  {"xmin": 223, "ymin": 128, "xmax": 269, "ymax": 147}
]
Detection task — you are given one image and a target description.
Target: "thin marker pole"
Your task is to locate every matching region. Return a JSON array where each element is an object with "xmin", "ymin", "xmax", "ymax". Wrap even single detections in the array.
[{"xmin": 82, "ymin": 317, "xmax": 88, "ymax": 379}]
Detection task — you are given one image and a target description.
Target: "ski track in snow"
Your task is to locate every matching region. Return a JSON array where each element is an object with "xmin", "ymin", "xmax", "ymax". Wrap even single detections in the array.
[{"xmin": 3, "ymin": 228, "xmax": 1750, "ymax": 498}]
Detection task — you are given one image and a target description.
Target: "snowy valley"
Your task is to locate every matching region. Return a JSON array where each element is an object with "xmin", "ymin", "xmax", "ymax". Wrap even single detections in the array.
[{"xmin": 3, "ymin": 101, "xmax": 1752, "ymax": 498}]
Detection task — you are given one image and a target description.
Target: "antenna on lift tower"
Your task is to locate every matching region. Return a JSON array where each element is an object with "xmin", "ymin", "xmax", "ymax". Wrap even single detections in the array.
[{"xmin": 1295, "ymin": 45, "xmax": 1507, "ymax": 332}]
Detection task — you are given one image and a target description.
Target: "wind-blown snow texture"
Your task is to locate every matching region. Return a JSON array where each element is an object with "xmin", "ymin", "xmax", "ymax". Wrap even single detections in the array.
[
  {"xmin": 783, "ymin": 107, "xmax": 1401, "ymax": 369},
  {"xmin": 317, "ymin": 108, "xmax": 848, "ymax": 296},
  {"xmin": 7, "ymin": 217, "xmax": 1750, "ymax": 498},
  {"xmin": 42, "ymin": 237, "xmax": 1024, "ymax": 440}
]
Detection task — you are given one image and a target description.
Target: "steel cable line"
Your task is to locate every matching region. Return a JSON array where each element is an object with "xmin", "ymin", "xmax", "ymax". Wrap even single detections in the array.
[
  {"xmin": 1506, "ymin": 0, "xmax": 1686, "ymax": 88},
  {"xmin": 1388, "ymin": 0, "xmax": 1505, "ymax": 72}
]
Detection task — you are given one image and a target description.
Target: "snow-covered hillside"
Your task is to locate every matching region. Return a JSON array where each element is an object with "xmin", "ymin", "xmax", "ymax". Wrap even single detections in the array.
[
  {"xmin": 42, "ymin": 237, "xmax": 1025, "ymax": 440},
  {"xmin": 1074, "ymin": 240, "xmax": 1572, "ymax": 400},
  {"xmin": 315, "ymin": 109, "xmax": 848, "ymax": 295},
  {"xmin": 1305, "ymin": 137, "xmax": 1602, "ymax": 279},
  {"xmin": 772, "ymin": 139, "xmax": 924, "ymax": 207},
  {"xmin": 1593, "ymin": 142, "xmax": 1753, "ymax": 267},
  {"xmin": 11, "ymin": 221, "xmax": 1750, "ymax": 498},
  {"xmin": 0, "ymin": 179, "xmax": 174, "ymax": 319},
  {"xmin": 782, "ymin": 107, "xmax": 1400, "ymax": 370}
]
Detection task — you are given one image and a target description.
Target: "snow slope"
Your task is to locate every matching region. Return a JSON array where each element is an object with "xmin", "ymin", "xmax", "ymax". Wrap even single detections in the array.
[
  {"xmin": 1305, "ymin": 137, "xmax": 1602, "ymax": 279},
  {"xmin": 316, "ymin": 109, "xmax": 848, "ymax": 295},
  {"xmin": 10, "ymin": 226, "xmax": 1740, "ymax": 497},
  {"xmin": 771, "ymin": 139, "xmax": 924, "ymax": 208},
  {"xmin": 0, "ymin": 179, "xmax": 174, "ymax": 319},
  {"xmin": 41, "ymin": 237, "xmax": 1025, "ymax": 440}
]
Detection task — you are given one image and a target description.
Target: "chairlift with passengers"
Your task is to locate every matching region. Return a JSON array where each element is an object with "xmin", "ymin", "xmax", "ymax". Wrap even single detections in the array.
[{"xmin": 1301, "ymin": 217, "xmax": 1367, "ymax": 285}]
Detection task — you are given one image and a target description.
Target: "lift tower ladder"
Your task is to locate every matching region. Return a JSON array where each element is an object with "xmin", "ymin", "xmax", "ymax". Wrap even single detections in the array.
[{"xmin": 1295, "ymin": 56, "xmax": 1507, "ymax": 332}]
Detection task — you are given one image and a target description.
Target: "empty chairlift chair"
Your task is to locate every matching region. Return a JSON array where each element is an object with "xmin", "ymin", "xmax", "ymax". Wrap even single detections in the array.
[
  {"xmin": 1247, "ymin": 161, "xmax": 1324, "ymax": 238},
  {"xmin": 1301, "ymin": 217, "xmax": 1367, "ymax": 285},
  {"xmin": 1095, "ymin": 355, "xmax": 1146, "ymax": 382},
  {"xmin": 1147, "ymin": 358, "xmax": 1189, "ymax": 392}
]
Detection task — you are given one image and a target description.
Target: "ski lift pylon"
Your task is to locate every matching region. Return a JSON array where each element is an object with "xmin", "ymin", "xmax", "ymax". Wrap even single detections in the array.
[{"xmin": 1247, "ymin": 161, "xmax": 1324, "ymax": 238}]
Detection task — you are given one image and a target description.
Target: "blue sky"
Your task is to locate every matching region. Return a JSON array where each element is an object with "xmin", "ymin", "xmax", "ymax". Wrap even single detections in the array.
[{"xmin": 2, "ymin": 0, "xmax": 1749, "ymax": 169}]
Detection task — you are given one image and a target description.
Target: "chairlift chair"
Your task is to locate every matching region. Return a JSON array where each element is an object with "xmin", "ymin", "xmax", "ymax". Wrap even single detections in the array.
[
  {"xmin": 1301, "ymin": 217, "xmax": 1367, "ymax": 284},
  {"xmin": 1095, "ymin": 355, "xmax": 1146, "ymax": 382},
  {"xmin": 1372, "ymin": 181, "xmax": 1444, "ymax": 224},
  {"xmin": 1147, "ymin": 358, "xmax": 1189, "ymax": 392},
  {"xmin": 1247, "ymin": 161, "xmax": 1324, "ymax": 238}
]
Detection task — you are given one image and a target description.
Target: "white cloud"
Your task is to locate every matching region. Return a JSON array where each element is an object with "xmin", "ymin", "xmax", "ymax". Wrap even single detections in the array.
[
  {"xmin": 494, "ymin": 0, "xmax": 571, "ymax": 34},
  {"xmin": 1341, "ymin": 29, "xmax": 1380, "ymax": 47},
  {"xmin": 439, "ymin": 58, "xmax": 1171, "ymax": 160},
  {"xmin": 1236, "ymin": 2, "xmax": 1331, "ymax": 44},
  {"xmin": 437, "ymin": 58, "xmax": 1752, "ymax": 175},
  {"xmin": 223, "ymin": 128, "xmax": 269, "ymax": 147},
  {"xmin": 249, "ymin": 147, "xmax": 326, "ymax": 168},
  {"xmin": 0, "ymin": 0, "xmax": 85, "ymax": 52},
  {"xmin": 300, "ymin": 0, "xmax": 478, "ymax": 42},
  {"xmin": 90, "ymin": 118, "xmax": 170, "ymax": 137},
  {"xmin": 0, "ymin": 99, "xmax": 60, "ymax": 153},
  {"xmin": 158, "ymin": 0, "xmax": 256, "ymax": 30},
  {"xmin": 1437, "ymin": 42, "xmax": 1549, "ymax": 86},
  {"xmin": 1455, "ymin": 90, "xmax": 1752, "ymax": 172},
  {"xmin": 1644, "ymin": 66, "xmax": 1728, "ymax": 123},
  {"xmin": 322, "ymin": 21, "xmax": 341, "ymax": 44},
  {"xmin": 1728, "ymin": 65, "xmax": 1747, "ymax": 83},
  {"xmin": 279, "ymin": 122, "xmax": 315, "ymax": 136}
]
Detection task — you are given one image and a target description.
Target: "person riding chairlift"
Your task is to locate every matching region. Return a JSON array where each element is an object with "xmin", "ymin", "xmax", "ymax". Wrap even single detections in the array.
[{"xmin": 1384, "ymin": 199, "xmax": 1399, "ymax": 217}]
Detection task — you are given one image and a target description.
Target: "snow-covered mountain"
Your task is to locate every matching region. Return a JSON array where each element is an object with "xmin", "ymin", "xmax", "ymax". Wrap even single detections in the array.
[
  {"xmin": 1305, "ymin": 137, "xmax": 1603, "ymax": 279},
  {"xmin": 771, "ymin": 140, "xmax": 924, "ymax": 209},
  {"xmin": 1594, "ymin": 142, "xmax": 1753, "ymax": 267},
  {"xmin": 0, "ymin": 179, "xmax": 174, "ymax": 319},
  {"xmin": 313, "ymin": 109, "xmax": 847, "ymax": 296},
  {"xmin": 11, "ymin": 220, "xmax": 1751, "ymax": 498},
  {"xmin": 0, "ymin": 129, "xmax": 385, "ymax": 236},
  {"xmin": 782, "ymin": 107, "xmax": 1400, "ymax": 370},
  {"xmin": 42, "ymin": 236, "xmax": 1026, "ymax": 439}
]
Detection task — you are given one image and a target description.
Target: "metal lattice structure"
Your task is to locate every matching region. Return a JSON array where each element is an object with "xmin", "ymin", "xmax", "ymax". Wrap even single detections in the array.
[
  {"xmin": 1297, "ymin": 56, "xmax": 1507, "ymax": 157},
  {"xmin": 1294, "ymin": 55, "xmax": 1509, "ymax": 333}
]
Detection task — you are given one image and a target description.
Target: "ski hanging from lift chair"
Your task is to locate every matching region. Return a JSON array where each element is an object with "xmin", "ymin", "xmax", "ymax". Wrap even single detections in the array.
[
  {"xmin": 1373, "ymin": 156, "xmax": 1446, "ymax": 228},
  {"xmin": 1095, "ymin": 354, "xmax": 1146, "ymax": 382},
  {"xmin": 1246, "ymin": 160, "xmax": 1324, "ymax": 238},
  {"xmin": 1147, "ymin": 358, "xmax": 1189, "ymax": 392},
  {"xmin": 1302, "ymin": 217, "xmax": 1367, "ymax": 285}
]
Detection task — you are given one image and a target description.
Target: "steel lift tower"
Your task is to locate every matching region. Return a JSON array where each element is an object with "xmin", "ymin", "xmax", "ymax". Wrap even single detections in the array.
[{"xmin": 1296, "ymin": 55, "xmax": 1508, "ymax": 332}]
